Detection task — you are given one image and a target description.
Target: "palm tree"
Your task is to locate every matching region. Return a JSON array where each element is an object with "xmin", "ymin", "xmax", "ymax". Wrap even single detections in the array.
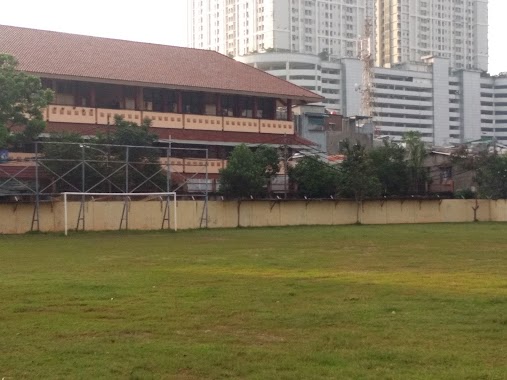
[{"xmin": 403, "ymin": 131, "xmax": 427, "ymax": 194}]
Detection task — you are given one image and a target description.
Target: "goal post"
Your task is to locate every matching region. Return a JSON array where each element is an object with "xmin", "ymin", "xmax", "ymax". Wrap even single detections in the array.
[{"xmin": 63, "ymin": 192, "xmax": 177, "ymax": 236}]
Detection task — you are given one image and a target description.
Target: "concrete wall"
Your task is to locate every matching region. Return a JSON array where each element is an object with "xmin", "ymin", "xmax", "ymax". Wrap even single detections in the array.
[
  {"xmin": 460, "ymin": 70, "xmax": 482, "ymax": 142},
  {"xmin": 431, "ymin": 57, "xmax": 451, "ymax": 146},
  {"xmin": 341, "ymin": 59, "xmax": 363, "ymax": 118},
  {"xmin": 1, "ymin": 199, "xmax": 506, "ymax": 235}
]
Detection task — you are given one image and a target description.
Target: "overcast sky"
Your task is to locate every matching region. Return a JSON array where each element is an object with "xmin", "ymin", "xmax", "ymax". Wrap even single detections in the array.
[{"xmin": 0, "ymin": 0, "xmax": 505, "ymax": 74}]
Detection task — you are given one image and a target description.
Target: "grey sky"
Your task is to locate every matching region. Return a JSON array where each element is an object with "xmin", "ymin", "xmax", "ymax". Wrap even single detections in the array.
[{"xmin": 0, "ymin": 0, "xmax": 505, "ymax": 74}]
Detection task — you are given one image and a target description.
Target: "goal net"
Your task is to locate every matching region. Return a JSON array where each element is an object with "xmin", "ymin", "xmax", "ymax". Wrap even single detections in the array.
[{"xmin": 63, "ymin": 192, "xmax": 177, "ymax": 235}]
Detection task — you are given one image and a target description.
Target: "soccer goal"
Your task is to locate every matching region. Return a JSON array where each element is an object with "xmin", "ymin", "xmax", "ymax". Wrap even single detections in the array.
[{"xmin": 63, "ymin": 192, "xmax": 177, "ymax": 236}]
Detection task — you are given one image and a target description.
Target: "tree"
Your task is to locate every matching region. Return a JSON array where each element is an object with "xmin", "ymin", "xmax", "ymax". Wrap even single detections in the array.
[
  {"xmin": 97, "ymin": 116, "xmax": 165, "ymax": 192},
  {"xmin": 451, "ymin": 142, "xmax": 495, "ymax": 198},
  {"xmin": 475, "ymin": 154, "xmax": 507, "ymax": 199},
  {"xmin": 0, "ymin": 125, "xmax": 9, "ymax": 150},
  {"xmin": 254, "ymin": 145, "xmax": 280, "ymax": 180},
  {"xmin": 403, "ymin": 131, "xmax": 427, "ymax": 194},
  {"xmin": 98, "ymin": 115, "xmax": 159, "ymax": 161},
  {"xmin": 318, "ymin": 50, "xmax": 330, "ymax": 61},
  {"xmin": 338, "ymin": 140, "xmax": 381, "ymax": 201},
  {"xmin": 44, "ymin": 116, "xmax": 165, "ymax": 193},
  {"xmin": 219, "ymin": 144, "xmax": 279, "ymax": 198},
  {"xmin": 450, "ymin": 141, "xmax": 507, "ymax": 199},
  {"xmin": 368, "ymin": 140, "xmax": 409, "ymax": 196},
  {"xmin": 0, "ymin": 54, "xmax": 53, "ymax": 148},
  {"xmin": 42, "ymin": 132, "xmax": 84, "ymax": 192},
  {"xmin": 289, "ymin": 155, "xmax": 339, "ymax": 198},
  {"xmin": 337, "ymin": 141, "xmax": 381, "ymax": 224}
]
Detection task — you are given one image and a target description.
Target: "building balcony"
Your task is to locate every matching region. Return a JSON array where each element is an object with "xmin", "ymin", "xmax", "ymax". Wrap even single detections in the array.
[
  {"xmin": 161, "ymin": 157, "xmax": 227, "ymax": 175},
  {"xmin": 44, "ymin": 105, "xmax": 294, "ymax": 135},
  {"xmin": 494, "ymin": 105, "xmax": 507, "ymax": 112},
  {"xmin": 375, "ymin": 108, "xmax": 433, "ymax": 117},
  {"xmin": 160, "ymin": 157, "xmax": 289, "ymax": 175},
  {"xmin": 375, "ymin": 115, "xmax": 433, "ymax": 125},
  {"xmin": 47, "ymin": 105, "xmax": 97, "ymax": 124},
  {"xmin": 374, "ymin": 88, "xmax": 433, "ymax": 99}
]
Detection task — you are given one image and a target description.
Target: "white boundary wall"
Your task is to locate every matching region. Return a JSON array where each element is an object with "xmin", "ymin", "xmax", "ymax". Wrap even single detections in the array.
[{"xmin": 1, "ymin": 199, "xmax": 507, "ymax": 234}]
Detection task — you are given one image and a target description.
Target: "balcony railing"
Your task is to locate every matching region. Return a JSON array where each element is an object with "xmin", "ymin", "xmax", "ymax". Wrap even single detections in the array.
[
  {"xmin": 160, "ymin": 157, "xmax": 227, "ymax": 175},
  {"xmin": 158, "ymin": 157, "xmax": 292, "ymax": 176},
  {"xmin": 45, "ymin": 105, "xmax": 294, "ymax": 135},
  {"xmin": 96, "ymin": 108, "xmax": 142, "ymax": 125},
  {"xmin": 144, "ymin": 111, "xmax": 184, "ymax": 128},
  {"xmin": 47, "ymin": 105, "xmax": 96, "ymax": 124}
]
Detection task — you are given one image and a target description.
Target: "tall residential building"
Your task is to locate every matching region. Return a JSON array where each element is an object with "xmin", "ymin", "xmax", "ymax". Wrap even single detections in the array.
[
  {"xmin": 191, "ymin": 0, "xmax": 495, "ymax": 149},
  {"xmin": 376, "ymin": 0, "xmax": 488, "ymax": 71},
  {"xmin": 188, "ymin": 0, "xmax": 374, "ymax": 58}
]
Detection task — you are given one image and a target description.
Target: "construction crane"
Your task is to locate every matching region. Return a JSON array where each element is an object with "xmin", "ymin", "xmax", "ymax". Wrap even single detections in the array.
[{"xmin": 358, "ymin": 14, "xmax": 380, "ymax": 137}]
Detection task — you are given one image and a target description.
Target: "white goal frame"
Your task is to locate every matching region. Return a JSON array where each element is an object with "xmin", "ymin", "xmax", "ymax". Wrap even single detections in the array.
[{"xmin": 63, "ymin": 192, "xmax": 177, "ymax": 236}]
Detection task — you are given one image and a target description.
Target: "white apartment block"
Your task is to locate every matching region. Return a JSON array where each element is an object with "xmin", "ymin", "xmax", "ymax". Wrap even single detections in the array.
[
  {"xmin": 376, "ymin": 0, "xmax": 488, "ymax": 71},
  {"xmin": 188, "ymin": 0, "xmax": 374, "ymax": 58},
  {"xmin": 192, "ymin": 0, "xmax": 496, "ymax": 148},
  {"xmin": 238, "ymin": 53, "xmax": 507, "ymax": 147},
  {"xmin": 239, "ymin": 52, "xmax": 343, "ymax": 106},
  {"xmin": 190, "ymin": 0, "xmax": 488, "ymax": 70}
]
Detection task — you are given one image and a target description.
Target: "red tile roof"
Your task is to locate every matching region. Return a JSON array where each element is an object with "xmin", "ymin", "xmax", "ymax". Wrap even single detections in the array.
[
  {"xmin": 0, "ymin": 164, "xmax": 48, "ymax": 180},
  {"xmin": 0, "ymin": 24, "xmax": 323, "ymax": 103},
  {"xmin": 44, "ymin": 122, "xmax": 316, "ymax": 148}
]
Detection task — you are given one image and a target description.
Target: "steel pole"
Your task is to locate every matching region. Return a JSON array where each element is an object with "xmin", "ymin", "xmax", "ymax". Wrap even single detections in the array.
[
  {"xmin": 125, "ymin": 146, "xmax": 129, "ymax": 193},
  {"xmin": 205, "ymin": 148, "xmax": 209, "ymax": 228},
  {"xmin": 173, "ymin": 192, "xmax": 177, "ymax": 232},
  {"xmin": 34, "ymin": 142, "xmax": 40, "ymax": 231},
  {"xmin": 81, "ymin": 144, "xmax": 86, "ymax": 230},
  {"xmin": 64, "ymin": 193, "xmax": 68, "ymax": 236}
]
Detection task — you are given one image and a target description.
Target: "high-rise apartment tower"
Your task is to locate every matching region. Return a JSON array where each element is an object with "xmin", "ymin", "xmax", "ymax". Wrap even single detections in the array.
[
  {"xmin": 375, "ymin": 0, "xmax": 488, "ymax": 71},
  {"xmin": 190, "ymin": 0, "xmax": 488, "ymax": 70},
  {"xmin": 189, "ymin": 0, "xmax": 374, "ymax": 58}
]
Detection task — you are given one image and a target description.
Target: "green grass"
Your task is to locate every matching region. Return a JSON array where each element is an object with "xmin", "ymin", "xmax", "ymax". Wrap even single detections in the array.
[{"xmin": 0, "ymin": 224, "xmax": 506, "ymax": 379}]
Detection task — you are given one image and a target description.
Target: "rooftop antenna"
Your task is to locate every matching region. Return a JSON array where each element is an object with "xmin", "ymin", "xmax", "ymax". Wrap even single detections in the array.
[{"xmin": 358, "ymin": 11, "xmax": 380, "ymax": 137}]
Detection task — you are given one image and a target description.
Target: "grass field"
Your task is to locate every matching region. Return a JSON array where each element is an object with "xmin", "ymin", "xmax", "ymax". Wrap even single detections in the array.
[{"xmin": 0, "ymin": 224, "xmax": 506, "ymax": 379}]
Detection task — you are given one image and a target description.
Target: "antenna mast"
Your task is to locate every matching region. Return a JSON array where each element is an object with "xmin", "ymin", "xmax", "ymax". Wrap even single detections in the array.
[{"xmin": 358, "ymin": 13, "xmax": 380, "ymax": 136}]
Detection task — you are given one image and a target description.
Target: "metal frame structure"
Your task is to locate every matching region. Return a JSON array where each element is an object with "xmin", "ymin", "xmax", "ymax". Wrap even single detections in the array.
[
  {"xmin": 1, "ymin": 137, "xmax": 331, "ymax": 232},
  {"xmin": 0, "ymin": 141, "xmax": 210, "ymax": 232}
]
